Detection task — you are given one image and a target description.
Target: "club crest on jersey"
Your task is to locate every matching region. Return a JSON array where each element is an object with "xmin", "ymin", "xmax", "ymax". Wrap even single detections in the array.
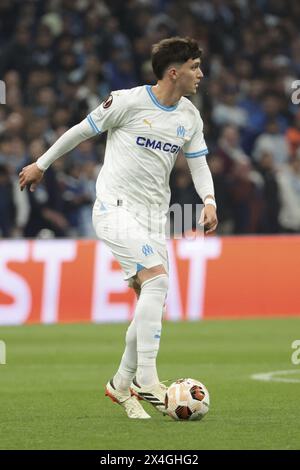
[
  {"xmin": 103, "ymin": 94, "xmax": 113, "ymax": 109},
  {"xmin": 177, "ymin": 125, "xmax": 186, "ymax": 138},
  {"xmin": 142, "ymin": 244, "xmax": 154, "ymax": 256}
]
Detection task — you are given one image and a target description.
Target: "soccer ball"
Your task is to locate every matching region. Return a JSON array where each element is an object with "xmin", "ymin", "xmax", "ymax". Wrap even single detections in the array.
[{"xmin": 164, "ymin": 378, "xmax": 210, "ymax": 421}]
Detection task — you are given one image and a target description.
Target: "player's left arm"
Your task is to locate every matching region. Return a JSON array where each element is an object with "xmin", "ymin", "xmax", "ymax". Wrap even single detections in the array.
[
  {"xmin": 186, "ymin": 156, "xmax": 218, "ymax": 234},
  {"xmin": 183, "ymin": 111, "xmax": 218, "ymax": 234}
]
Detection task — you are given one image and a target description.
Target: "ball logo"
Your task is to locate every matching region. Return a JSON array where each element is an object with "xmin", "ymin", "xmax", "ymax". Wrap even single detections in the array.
[{"xmin": 103, "ymin": 95, "xmax": 113, "ymax": 109}]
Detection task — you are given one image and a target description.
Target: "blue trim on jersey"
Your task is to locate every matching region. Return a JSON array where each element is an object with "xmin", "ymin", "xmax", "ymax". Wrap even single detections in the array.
[
  {"xmin": 146, "ymin": 85, "xmax": 178, "ymax": 112},
  {"xmin": 87, "ymin": 114, "xmax": 101, "ymax": 134},
  {"xmin": 136, "ymin": 263, "xmax": 145, "ymax": 273},
  {"xmin": 185, "ymin": 149, "xmax": 208, "ymax": 158}
]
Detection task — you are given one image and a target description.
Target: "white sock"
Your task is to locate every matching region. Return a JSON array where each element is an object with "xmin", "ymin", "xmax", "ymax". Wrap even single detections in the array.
[
  {"xmin": 136, "ymin": 353, "xmax": 159, "ymax": 386},
  {"xmin": 113, "ymin": 319, "xmax": 137, "ymax": 391},
  {"xmin": 135, "ymin": 274, "xmax": 168, "ymax": 387}
]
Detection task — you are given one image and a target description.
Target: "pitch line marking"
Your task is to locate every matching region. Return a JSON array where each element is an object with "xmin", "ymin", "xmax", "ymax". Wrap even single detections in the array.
[{"xmin": 251, "ymin": 369, "xmax": 300, "ymax": 383}]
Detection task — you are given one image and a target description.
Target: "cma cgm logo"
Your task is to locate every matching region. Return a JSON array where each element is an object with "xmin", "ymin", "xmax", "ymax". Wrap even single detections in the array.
[{"xmin": 136, "ymin": 137, "xmax": 180, "ymax": 155}]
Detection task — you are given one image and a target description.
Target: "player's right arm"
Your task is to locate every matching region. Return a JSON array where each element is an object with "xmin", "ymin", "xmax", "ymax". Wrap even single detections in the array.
[
  {"xmin": 19, "ymin": 91, "xmax": 128, "ymax": 192},
  {"xmin": 19, "ymin": 120, "xmax": 94, "ymax": 191}
]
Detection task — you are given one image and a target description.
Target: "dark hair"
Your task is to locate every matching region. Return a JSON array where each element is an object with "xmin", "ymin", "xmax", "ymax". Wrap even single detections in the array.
[{"xmin": 151, "ymin": 37, "xmax": 202, "ymax": 80}]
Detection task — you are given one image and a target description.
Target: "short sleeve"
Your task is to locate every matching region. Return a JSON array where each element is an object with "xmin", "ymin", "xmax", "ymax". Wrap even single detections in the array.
[
  {"xmin": 86, "ymin": 91, "xmax": 128, "ymax": 135},
  {"xmin": 183, "ymin": 112, "xmax": 208, "ymax": 158}
]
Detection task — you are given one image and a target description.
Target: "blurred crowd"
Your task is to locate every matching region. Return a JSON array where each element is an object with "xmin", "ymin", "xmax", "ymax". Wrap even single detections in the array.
[{"xmin": 1, "ymin": 0, "xmax": 300, "ymax": 238}]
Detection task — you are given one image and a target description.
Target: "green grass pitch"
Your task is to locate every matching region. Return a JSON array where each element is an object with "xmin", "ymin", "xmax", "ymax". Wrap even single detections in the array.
[{"xmin": 0, "ymin": 318, "xmax": 299, "ymax": 450}]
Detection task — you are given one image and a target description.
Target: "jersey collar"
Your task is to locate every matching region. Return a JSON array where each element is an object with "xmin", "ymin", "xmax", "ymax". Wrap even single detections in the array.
[{"xmin": 146, "ymin": 85, "xmax": 179, "ymax": 112}]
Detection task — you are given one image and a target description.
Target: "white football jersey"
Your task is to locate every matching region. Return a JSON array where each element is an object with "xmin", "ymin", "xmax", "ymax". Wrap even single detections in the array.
[{"xmin": 87, "ymin": 85, "xmax": 208, "ymax": 213}]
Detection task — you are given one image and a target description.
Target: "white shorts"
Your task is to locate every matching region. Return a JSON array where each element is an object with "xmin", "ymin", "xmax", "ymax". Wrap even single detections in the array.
[{"xmin": 92, "ymin": 199, "xmax": 168, "ymax": 280}]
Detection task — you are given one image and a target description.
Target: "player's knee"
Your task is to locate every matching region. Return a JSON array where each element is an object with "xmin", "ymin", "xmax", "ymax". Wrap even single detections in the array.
[
  {"xmin": 137, "ymin": 264, "xmax": 167, "ymax": 285},
  {"xmin": 147, "ymin": 264, "xmax": 167, "ymax": 277},
  {"xmin": 141, "ymin": 273, "xmax": 169, "ymax": 295}
]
